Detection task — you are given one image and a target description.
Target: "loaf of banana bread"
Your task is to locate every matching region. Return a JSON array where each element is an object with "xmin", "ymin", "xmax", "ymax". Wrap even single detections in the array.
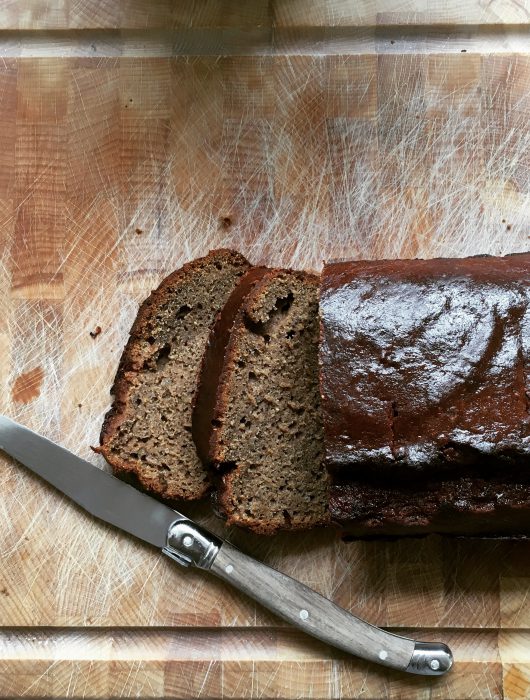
[{"xmin": 321, "ymin": 253, "xmax": 530, "ymax": 536}]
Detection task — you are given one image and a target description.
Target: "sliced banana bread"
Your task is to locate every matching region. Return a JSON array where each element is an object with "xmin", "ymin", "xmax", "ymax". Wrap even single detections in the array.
[
  {"xmin": 192, "ymin": 266, "xmax": 268, "ymax": 464},
  {"xmin": 203, "ymin": 269, "xmax": 330, "ymax": 534},
  {"xmin": 98, "ymin": 249, "xmax": 250, "ymax": 501}
]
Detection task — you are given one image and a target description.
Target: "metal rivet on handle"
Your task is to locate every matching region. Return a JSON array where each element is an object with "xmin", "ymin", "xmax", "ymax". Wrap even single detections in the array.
[
  {"xmin": 430, "ymin": 659, "xmax": 440, "ymax": 671},
  {"xmin": 299, "ymin": 609, "xmax": 309, "ymax": 620},
  {"xmin": 182, "ymin": 535, "xmax": 193, "ymax": 548},
  {"xmin": 378, "ymin": 650, "xmax": 388, "ymax": 660}
]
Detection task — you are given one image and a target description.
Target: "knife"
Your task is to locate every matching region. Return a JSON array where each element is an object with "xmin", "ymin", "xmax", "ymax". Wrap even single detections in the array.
[{"xmin": 0, "ymin": 415, "xmax": 452, "ymax": 676}]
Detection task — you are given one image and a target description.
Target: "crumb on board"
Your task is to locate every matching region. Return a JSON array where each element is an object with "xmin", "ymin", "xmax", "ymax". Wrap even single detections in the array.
[
  {"xmin": 90, "ymin": 326, "xmax": 102, "ymax": 338},
  {"xmin": 135, "ymin": 227, "xmax": 143, "ymax": 234},
  {"xmin": 220, "ymin": 216, "xmax": 232, "ymax": 229}
]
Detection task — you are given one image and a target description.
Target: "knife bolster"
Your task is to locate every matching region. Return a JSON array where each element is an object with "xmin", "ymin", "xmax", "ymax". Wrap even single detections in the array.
[{"xmin": 163, "ymin": 519, "xmax": 222, "ymax": 569}]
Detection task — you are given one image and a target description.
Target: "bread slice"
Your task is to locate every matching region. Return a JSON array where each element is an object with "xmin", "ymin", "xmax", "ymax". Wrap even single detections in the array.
[
  {"xmin": 98, "ymin": 249, "xmax": 250, "ymax": 501},
  {"xmin": 203, "ymin": 269, "xmax": 330, "ymax": 534},
  {"xmin": 192, "ymin": 266, "xmax": 269, "ymax": 464}
]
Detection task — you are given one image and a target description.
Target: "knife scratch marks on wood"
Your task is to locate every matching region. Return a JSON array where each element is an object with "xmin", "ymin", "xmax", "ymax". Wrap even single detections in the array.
[
  {"xmin": 197, "ymin": 660, "xmax": 215, "ymax": 698},
  {"xmin": 137, "ymin": 557, "xmax": 162, "ymax": 612},
  {"xmin": 22, "ymin": 659, "xmax": 61, "ymax": 697},
  {"xmin": 11, "ymin": 366, "xmax": 44, "ymax": 404}
]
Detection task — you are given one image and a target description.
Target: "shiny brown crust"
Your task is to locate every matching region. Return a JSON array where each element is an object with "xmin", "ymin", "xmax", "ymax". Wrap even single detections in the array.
[
  {"xmin": 97, "ymin": 249, "xmax": 250, "ymax": 500},
  {"xmin": 321, "ymin": 251, "xmax": 530, "ymax": 538},
  {"xmin": 320, "ymin": 252, "xmax": 530, "ymax": 478}
]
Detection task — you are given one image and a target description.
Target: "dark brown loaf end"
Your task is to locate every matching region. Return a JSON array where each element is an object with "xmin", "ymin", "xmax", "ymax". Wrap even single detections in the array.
[
  {"xmin": 210, "ymin": 269, "xmax": 330, "ymax": 534},
  {"xmin": 98, "ymin": 249, "xmax": 251, "ymax": 501}
]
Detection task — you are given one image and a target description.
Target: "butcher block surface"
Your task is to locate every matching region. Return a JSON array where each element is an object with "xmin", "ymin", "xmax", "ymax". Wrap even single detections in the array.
[{"xmin": 0, "ymin": 1, "xmax": 530, "ymax": 698}]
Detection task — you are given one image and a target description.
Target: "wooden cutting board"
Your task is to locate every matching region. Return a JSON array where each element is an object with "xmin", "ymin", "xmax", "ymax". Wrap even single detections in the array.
[{"xmin": 0, "ymin": 1, "xmax": 529, "ymax": 698}]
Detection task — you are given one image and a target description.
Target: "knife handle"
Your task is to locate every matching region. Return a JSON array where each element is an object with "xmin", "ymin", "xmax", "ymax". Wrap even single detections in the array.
[
  {"xmin": 211, "ymin": 541, "xmax": 451, "ymax": 675},
  {"xmin": 163, "ymin": 520, "xmax": 453, "ymax": 676}
]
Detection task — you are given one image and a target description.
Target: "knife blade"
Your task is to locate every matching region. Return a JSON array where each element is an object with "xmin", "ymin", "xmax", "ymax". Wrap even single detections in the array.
[
  {"xmin": 0, "ymin": 415, "xmax": 180, "ymax": 547},
  {"xmin": 0, "ymin": 415, "xmax": 453, "ymax": 676}
]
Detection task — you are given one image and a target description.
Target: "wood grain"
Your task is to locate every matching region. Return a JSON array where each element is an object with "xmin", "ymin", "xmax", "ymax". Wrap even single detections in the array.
[
  {"xmin": 0, "ymin": 628, "xmax": 514, "ymax": 699},
  {"xmin": 0, "ymin": 0, "xmax": 528, "ymax": 29},
  {"xmin": 0, "ymin": 1, "xmax": 529, "ymax": 697}
]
